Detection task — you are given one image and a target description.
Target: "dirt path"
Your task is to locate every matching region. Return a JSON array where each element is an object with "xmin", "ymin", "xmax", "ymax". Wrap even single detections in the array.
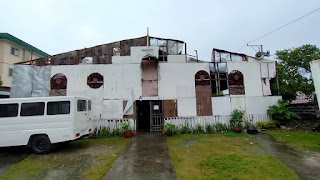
[
  {"xmin": 255, "ymin": 133, "xmax": 320, "ymax": 180},
  {"xmin": 104, "ymin": 132, "xmax": 177, "ymax": 180}
]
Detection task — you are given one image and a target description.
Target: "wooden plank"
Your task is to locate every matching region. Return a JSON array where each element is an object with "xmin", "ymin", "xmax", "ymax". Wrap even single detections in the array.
[
  {"xmin": 123, "ymin": 101, "xmax": 136, "ymax": 118},
  {"xmin": 163, "ymin": 100, "xmax": 177, "ymax": 118}
]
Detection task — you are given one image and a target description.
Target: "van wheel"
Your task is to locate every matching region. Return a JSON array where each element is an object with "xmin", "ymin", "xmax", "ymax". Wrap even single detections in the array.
[{"xmin": 31, "ymin": 135, "xmax": 52, "ymax": 154}]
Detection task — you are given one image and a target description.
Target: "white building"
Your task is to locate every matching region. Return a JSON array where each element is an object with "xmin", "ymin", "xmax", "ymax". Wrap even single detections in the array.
[
  {"xmin": 310, "ymin": 60, "xmax": 320, "ymax": 109},
  {"xmin": 11, "ymin": 36, "xmax": 281, "ymax": 131}
]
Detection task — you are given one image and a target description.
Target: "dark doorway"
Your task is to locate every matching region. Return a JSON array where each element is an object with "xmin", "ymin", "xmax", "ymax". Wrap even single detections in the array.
[
  {"xmin": 136, "ymin": 100, "xmax": 164, "ymax": 132},
  {"xmin": 136, "ymin": 101, "xmax": 151, "ymax": 132}
]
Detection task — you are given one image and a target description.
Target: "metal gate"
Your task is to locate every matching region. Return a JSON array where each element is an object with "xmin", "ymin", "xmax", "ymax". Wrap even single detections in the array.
[{"xmin": 150, "ymin": 100, "xmax": 164, "ymax": 131}]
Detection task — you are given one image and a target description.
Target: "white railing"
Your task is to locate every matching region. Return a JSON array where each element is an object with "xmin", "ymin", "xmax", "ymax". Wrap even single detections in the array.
[
  {"xmin": 92, "ymin": 118, "xmax": 136, "ymax": 132},
  {"xmin": 164, "ymin": 114, "xmax": 272, "ymax": 129}
]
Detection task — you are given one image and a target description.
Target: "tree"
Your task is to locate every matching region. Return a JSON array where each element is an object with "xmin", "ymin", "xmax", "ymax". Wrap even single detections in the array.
[{"xmin": 271, "ymin": 45, "xmax": 320, "ymax": 100}]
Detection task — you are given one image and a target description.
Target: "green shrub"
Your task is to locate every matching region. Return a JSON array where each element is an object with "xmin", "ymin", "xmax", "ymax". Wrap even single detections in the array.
[
  {"xmin": 181, "ymin": 125, "xmax": 190, "ymax": 134},
  {"xmin": 164, "ymin": 123, "xmax": 176, "ymax": 135},
  {"xmin": 196, "ymin": 124, "xmax": 204, "ymax": 134},
  {"xmin": 256, "ymin": 121, "xmax": 279, "ymax": 129},
  {"xmin": 230, "ymin": 109, "xmax": 245, "ymax": 129},
  {"xmin": 268, "ymin": 100, "xmax": 298, "ymax": 125},
  {"xmin": 205, "ymin": 124, "xmax": 214, "ymax": 134}
]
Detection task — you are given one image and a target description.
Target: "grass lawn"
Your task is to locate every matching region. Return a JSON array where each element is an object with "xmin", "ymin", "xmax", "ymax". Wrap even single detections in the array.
[
  {"xmin": 1, "ymin": 137, "xmax": 130, "ymax": 180},
  {"xmin": 167, "ymin": 133, "xmax": 298, "ymax": 180},
  {"xmin": 266, "ymin": 130, "xmax": 320, "ymax": 152}
]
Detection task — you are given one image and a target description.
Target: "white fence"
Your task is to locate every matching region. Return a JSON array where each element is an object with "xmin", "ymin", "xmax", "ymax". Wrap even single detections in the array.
[
  {"xmin": 91, "ymin": 114, "xmax": 271, "ymax": 133},
  {"xmin": 92, "ymin": 118, "xmax": 136, "ymax": 132},
  {"xmin": 164, "ymin": 114, "xmax": 272, "ymax": 129}
]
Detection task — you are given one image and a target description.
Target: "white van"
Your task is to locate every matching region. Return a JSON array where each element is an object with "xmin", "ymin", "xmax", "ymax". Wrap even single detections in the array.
[{"xmin": 0, "ymin": 96, "xmax": 92, "ymax": 154}]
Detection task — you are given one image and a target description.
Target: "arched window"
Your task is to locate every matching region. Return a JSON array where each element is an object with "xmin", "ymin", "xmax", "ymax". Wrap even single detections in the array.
[
  {"xmin": 50, "ymin": 73, "xmax": 67, "ymax": 90},
  {"xmin": 228, "ymin": 70, "xmax": 245, "ymax": 95},
  {"xmin": 87, "ymin": 73, "xmax": 104, "ymax": 89},
  {"xmin": 195, "ymin": 70, "xmax": 210, "ymax": 86},
  {"xmin": 194, "ymin": 70, "xmax": 212, "ymax": 116}
]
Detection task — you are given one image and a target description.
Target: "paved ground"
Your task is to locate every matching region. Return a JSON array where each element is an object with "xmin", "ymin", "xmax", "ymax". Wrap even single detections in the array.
[
  {"xmin": 0, "ymin": 146, "xmax": 29, "ymax": 177},
  {"xmin": 104, "ymin": 132, "xmax": 177, "ymax": 180},
  {"xmin": 255, "ymin": 133, "xmax": 320, "ymax": 180}
]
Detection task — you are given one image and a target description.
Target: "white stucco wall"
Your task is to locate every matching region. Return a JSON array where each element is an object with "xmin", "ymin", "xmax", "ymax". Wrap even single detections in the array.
[
  {"xmin": 130, "ymin": 46, "xmax": 159, "ymax": 64},
  {"xmin": 227, "ymin": 61, "xmax": 274, "ymax": 97},
  {"xmin": 212, "ymin": 96, "xmax": 231, "ymax": 115},
  {"xmin": 51, "ymin": 64, "xmax": 142, "ymax": 119},
  {"xmin": 177, "ymin": 98, "xmax": 197, "ymax": 116},
  {"xmin": 158, "ymin": 62, "xmax": 210, "ymax": 99},
  {"xmin": 310, "ymin": 60, "xmax": 320, "ymax": 109},
  {"xmin": 167, "ymin": 55, "xmax": 186, "ymax": 63},
  {"xmin": 246, "ymin": 96, "xmax": 281, "ymax": 114}
]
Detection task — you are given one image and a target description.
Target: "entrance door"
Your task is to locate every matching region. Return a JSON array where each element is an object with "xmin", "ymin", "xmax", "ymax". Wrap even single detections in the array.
[
  {"xmin": 136, "ymin": 100, "xmax": 164, "ymax": 132},
  {"xmin": 150, "ymin": 100, "xmax": 163, "ymax": 132}
]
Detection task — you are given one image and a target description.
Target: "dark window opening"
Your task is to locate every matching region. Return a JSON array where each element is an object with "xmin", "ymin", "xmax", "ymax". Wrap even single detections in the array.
[
  {"xmin": 88, "ymin": 100, "xmax": 92, "ymax": 111},
  {"xmin": 228, "ymin": 70, "xmax": 245, "ymax": 95},
  {"xmin": 0, "ymin": 104, "xmax": 18, "ymax": 117},
  {"xmin": 21, "ymin": 102, "xmax": 45, "ymax": 116},
  {"xmin": 77, "ymin": 100, "xmax": 87, "ymax": 112},
  {"xmin": 210, "ymin": 62, "xmax": 229, "ymax": 96},
  {"xmin": 47, "ymin": 101, "xmax": 70, "ymax": 115},
  {"xmin": 9, "ymin": 68, "xmax": 13, "ymax": 77}
]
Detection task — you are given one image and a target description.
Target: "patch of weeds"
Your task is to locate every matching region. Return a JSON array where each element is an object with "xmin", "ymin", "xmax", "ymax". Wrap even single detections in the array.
[
  {"xmin": 266, "ymin": 130, "xmax": 320, "ymax": 152},
  {"xmin": 2, "ymin": 137, "xmax": 130, "ymax": 180},
  {"xmin": 167, "ymin": 134, "xmax": 298, "ymax": 180}
]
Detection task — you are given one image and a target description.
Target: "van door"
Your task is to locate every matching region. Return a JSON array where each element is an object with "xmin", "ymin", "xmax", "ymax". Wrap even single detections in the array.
[{"xmin": 75, "ymin": 99, "xmax": 88, "ymax": 130}]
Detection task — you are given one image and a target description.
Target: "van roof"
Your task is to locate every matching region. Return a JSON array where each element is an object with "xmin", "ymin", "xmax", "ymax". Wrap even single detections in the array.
[{"xmin": 0, "ymin": 96, "xmax": 90, "ymax": 103}]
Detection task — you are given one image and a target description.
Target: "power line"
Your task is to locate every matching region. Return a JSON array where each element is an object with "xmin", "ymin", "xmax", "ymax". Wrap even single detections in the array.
[{"xmin": 237, "ymin": 7, "xmax": 320, "ymax": 52}]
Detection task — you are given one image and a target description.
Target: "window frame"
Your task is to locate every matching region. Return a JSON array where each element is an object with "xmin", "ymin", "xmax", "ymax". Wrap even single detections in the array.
[
  {"xmin": 0, "ymin": 103, "xmax": 19, "ymax": 118},
  {"xmin": 11, "ymin": 47, "xmax": 19, "ymax": 56},
  {"xmin": 77, "ymin": 100, "xmax": 87, "ymax": 112},
  {"xmin": 210, "ymin": 62, "xmax": 229, "ymax": 96},
  {"xmin": 47, "ymin": 101, "xmax": 71, "ymax": 115},
  {"xmin": 20, "ymin": 102, "xmax": 45, "ymax": 117},
  {"xmin": 8, "ymin": 68, "xmax": 13, "ymax": 77}
]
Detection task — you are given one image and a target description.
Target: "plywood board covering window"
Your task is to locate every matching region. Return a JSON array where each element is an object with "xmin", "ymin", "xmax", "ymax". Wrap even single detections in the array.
[{"xmin": 163, "ymin": 100, "xmax": 177, "ymax": 118}]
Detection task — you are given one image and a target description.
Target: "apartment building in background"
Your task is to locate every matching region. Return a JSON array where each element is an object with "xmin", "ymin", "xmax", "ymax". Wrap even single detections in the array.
[{"xmin": 0, "ymin": 33, "xmax": 49, "ymax": 97}]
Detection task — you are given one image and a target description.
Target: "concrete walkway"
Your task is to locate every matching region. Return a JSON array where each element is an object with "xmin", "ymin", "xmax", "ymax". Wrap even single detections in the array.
[
  {"xmin": 255, "ymin": 133, "xmax": 320, "ymax": 180},
  {"xmin": 104, "ymin": 132, "xmax": 177, "ymax": 180}
]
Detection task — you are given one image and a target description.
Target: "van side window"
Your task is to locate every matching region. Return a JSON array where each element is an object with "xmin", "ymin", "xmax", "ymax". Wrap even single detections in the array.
[
  {"xmin": 0, "ymin": 104, "xmax": 18, "ymax": 117},
  {"xmin": 77, "ymin": 100, "xmax": 87, "ymax": 111},
  {"xmin": 47, "ymin": 101, "xmax": 70, "ymax": 115},
  {"xmin": 88, "ymin": 100, "xmax": 92, "ymax": 111},
  {"xmin": 20, "ymin": 102, "xmax": 45, "ymax": 116}
]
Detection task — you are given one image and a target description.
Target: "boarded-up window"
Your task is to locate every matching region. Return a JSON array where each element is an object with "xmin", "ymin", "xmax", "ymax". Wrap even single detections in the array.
[
  {"xmin": 163, "ymin": 100, "xmax": 177, "ymax": 118},
  {"xmin": 51, "ymin": 73, "xmax": 67, "ymax": 90},
  {"xmin": 87, "ymin": 73, "xmax": 104, "ymax": 89},
  {"xmin": 195, "ymin": 71, "xmax": 213, "ymax": 116},
  {"xmin": 228, "ymin": 70, "xmax": 245, "ymax": 95}
]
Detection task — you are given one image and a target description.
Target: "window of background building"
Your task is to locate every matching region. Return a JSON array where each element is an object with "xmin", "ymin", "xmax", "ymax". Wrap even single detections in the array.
[
  {"xmin": 11, "ymin": 47, "xmax": 19, "ymax": 56},
  {"xmin": 0, "ymin": 104, "xmax": 18, "ymax": 117},
  {"xmin": 8, "ymin": 68, "xmax": 13, "ymax": 77},
  {"xmin": 20, "ymin": 102, "xmax": 45, "ymax": 116}
]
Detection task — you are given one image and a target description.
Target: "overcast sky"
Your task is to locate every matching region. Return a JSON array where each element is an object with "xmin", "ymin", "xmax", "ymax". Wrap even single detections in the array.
[{"xmin": 1, "ymin": 0, "xmax": 319, "ymax": 60}]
